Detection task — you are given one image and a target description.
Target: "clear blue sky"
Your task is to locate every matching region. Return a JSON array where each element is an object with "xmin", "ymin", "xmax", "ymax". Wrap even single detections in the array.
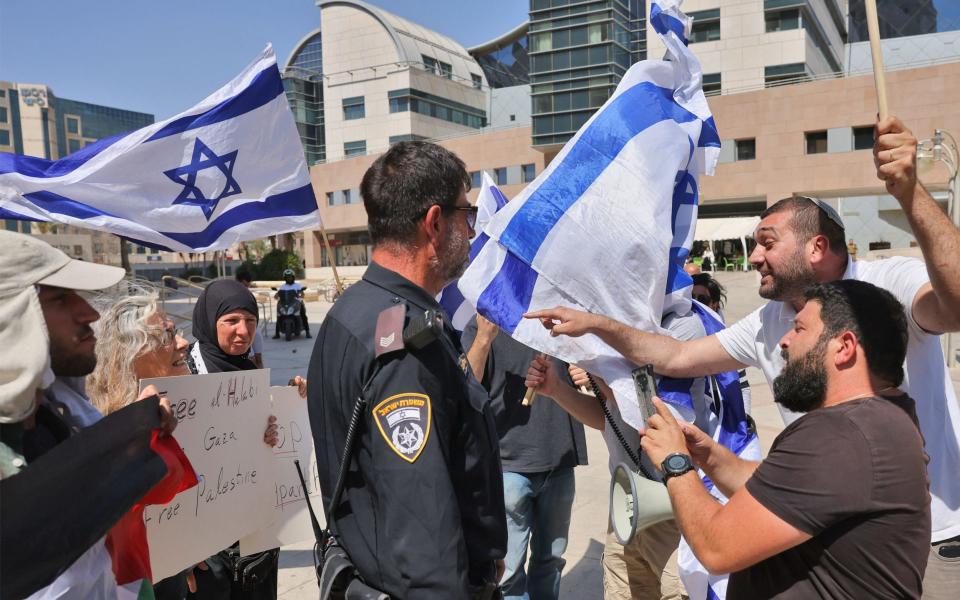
[{"xmin": 0, "ymin": 0, "xmax": 529, "ymax": 120}]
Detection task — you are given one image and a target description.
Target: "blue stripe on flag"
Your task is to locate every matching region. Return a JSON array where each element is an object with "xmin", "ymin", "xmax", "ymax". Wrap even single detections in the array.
[
  {"xmin": 498, "ymin": 82, "xmax": 701, "ymax": 265},
  {"xmin": 15, "ymin": 184, "xmax": 317, "ymax": 249},
  {"xmin": 469, "ymin": 232, "xmax": 490, "ymax": 261},
  {"xmin": 699, "ymin": 116, "xmax": 721, "ymax": 148},
  {"xmin": 649, "ymin": 2, "xmax": 689, "ymax": 45},
  {"xmin": 159, "ymin": 184, "xmax": 317, "ymax": 247},
  {"xmin": 146, "ymin": 65, "xmax": 284, "ymax": 142},
  {"xmin": 657, "ymin": 373, "xmax": 696, "ymax": 412},
  {"xmin": 665, "ymin": 246, "xmax": 692, "ymax": 294},
  {"xmin": 476, "ymin": 250, "xmax": 539, "ymax": 333},
  {"xmin": 0, "ymin": 65, "xmax": 284, "ymax": 179},
  {"xmin": 0, "ymin": 131, "xmax": 128, "ymax": 177},
  {"xmin": 0, "ymin": 207, "xmax": 44, "ymax": 222}
]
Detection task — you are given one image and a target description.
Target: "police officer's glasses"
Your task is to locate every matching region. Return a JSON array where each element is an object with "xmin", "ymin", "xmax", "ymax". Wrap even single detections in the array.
[{"xmin": 436, "ymin": 204, "xmax": 479, "ymax": 229}]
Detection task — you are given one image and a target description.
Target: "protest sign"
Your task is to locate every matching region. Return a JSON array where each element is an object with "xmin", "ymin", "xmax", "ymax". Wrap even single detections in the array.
[
  {"xmin": 239, "ymin": 386, "xmax": 324, "ymax": 555},
  {"xmin": 140, "ymin": 369, "xmax": 274, "ymax": 581}
]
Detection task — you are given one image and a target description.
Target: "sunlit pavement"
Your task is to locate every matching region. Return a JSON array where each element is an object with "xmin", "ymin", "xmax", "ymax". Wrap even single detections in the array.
[{"xmin": 268, "ymin": 270, "xmax": 960, "ymax": 598}]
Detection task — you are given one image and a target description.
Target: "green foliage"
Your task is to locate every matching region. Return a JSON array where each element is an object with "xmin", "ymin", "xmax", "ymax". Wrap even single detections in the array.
[{"xmin": 242, "ymin": 250, "xmax": 303, "ymax": 280}]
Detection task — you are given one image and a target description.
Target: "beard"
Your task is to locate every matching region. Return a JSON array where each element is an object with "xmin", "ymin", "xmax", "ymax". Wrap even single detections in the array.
[
  {"xmin": 773, "ymin": 338, "xmax": 828, "ymax": 414},
  {"xmin": 759, "ymin": 245, "xmax": 816, "ymax": 301},
  {"xmin": 49, "ymin": 325, "xmax": 98, "ymax": 377},
  {"xmin": 435, "ymin": 224, "xmax": 471, "ymax": 283}
]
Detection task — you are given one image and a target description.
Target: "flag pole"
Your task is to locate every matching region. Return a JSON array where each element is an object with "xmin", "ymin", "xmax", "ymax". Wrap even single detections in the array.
[
  {"xmin": 864, "ymin": 0, "xmax": 889, "ymax": 120},
  {"xmin": 317, "ymin": 222, "xmax": 344, "ymax": 295},
  {"xmin": 523, "ymin": 353, "xmax": 549, "ymax": 406}
]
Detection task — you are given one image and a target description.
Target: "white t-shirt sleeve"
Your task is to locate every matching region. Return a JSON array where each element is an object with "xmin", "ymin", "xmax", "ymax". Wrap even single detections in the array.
[
  {"xmin": 714, "ymin": 305, "xmax": 764, "ymax": 369},
  {"xmin": 860, "ymin": 257, "xmax": 931, "ymax": 338}
]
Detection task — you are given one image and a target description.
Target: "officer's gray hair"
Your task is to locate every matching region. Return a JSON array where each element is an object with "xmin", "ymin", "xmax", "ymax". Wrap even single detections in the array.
[{"xmin": 87, "ymin": 293, "xmax": 161, "ymax": 417}]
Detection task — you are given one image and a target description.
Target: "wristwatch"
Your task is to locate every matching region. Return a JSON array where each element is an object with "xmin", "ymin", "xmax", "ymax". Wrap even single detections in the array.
[{"xmin": 661, "ymin": 453, "xmax": 694, "ymax": 480}]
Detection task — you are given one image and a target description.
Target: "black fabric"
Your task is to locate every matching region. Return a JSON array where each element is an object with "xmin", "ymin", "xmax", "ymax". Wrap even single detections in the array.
[
  {"xmin": 0, "ymin": 398, "xmax": 167, "ymax": 600},
  {"xmin": 192, "ymin": 279, "xmax": 259, "ymax": 373},
  {"xmin": 461, "ymin": 316, "xmax": 587, "ymax": 473},
  {"xmin": 307, "ymin": 261, "xmax": 506, "ymax": 600},
  {"xmin": 729, "ymin": 395, "xmax": 930, "ymax": 600}
]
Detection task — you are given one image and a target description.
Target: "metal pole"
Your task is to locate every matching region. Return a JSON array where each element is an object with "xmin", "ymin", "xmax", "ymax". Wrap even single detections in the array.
[{"xmin": 318, "ymin": 222, "xmax": 344, "ymax": 295}]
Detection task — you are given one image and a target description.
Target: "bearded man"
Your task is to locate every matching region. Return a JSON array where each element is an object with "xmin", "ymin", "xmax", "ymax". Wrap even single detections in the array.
[
  {"xmin": 642, "ymin": 280, "xmax": 930, "ymax": 599},
  {"xmin": 307, "ymin": 141, "xmax": 506, "ymax": 600}
]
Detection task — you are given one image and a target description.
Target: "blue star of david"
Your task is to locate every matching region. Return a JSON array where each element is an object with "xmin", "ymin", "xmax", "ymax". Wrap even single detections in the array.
[{"xmin": 163, "ymin": 138, "xmax": 242, "ymax": 220}]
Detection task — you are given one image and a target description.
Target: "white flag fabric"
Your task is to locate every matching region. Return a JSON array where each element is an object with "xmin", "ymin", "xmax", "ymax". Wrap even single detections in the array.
[
  {"xmin": 437, "ymin": 172, "xmax": 509, "ymax": 332},
  {"xmin": 0, "ymin": 45, "xmax": 319, "ymax": 252},
  {"xmin": 458, "ymin": 0, "xmax": 719, "ymax": 431}
]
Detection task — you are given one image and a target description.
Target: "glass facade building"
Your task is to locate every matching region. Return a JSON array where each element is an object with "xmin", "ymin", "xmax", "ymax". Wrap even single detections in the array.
[
  {"xmin": 471, "ymin": 25, "xmax": 531, "ymax": 88},
  {"xmin": 53, "ymin": 97, "xmax": 153, "ymax": 154},
  {"xmin": 282, "ymin": 31, "xmax": 326, "ymax": 165},
  {"xmin": 848, "ymin": 0, "xmax": 941, "ymax": 42},
  {"xmin": 529, "ymin": 0, "xmax": 646, "ymax": 147}
]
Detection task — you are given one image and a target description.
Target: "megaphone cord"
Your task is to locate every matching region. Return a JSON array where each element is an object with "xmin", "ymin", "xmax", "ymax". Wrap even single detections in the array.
[{"xmin": 586, "ymin": 374, "xmax": 660, "ymax": 482}]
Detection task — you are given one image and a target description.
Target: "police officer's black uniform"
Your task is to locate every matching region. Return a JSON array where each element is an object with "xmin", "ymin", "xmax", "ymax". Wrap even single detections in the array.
[{"xmin": 307, "ymin": 261, "xmax": 506, "ymax": 599}]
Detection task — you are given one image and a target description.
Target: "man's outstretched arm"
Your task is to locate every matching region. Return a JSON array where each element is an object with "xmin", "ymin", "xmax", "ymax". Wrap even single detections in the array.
[{"xmin": 523, "ymin": 308, "xmax": 745, "ymax": 378}]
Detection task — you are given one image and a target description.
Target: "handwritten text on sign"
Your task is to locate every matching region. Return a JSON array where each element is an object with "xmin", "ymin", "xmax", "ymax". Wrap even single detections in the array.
[
  {"xmin": 239, "ymin": 386, "xmax": 325, "ymax": 555},
  {"xmin": 141, "ymin": 370, "xmax": 274, "ymax": 581}
]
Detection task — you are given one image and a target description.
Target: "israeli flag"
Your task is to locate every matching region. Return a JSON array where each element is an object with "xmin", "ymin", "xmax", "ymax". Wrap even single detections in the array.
[
  {"xmin": 458, "ymin": 0, "xmax": 719, "ymax": 430},
  {"xmin": 661, "ymin": 302, "xmax": 762, "ymax": 600},
  {"xmin": 0, "ymin": 45, "xmax": 319, "ymax": 252},
  {"xmin": 438, "ymin": 172, "xmax": 508, "ymax": 332}
]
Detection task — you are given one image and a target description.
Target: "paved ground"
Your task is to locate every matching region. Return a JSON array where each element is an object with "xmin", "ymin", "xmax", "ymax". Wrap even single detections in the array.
[{"xmin": 258, "ymin": 270, "xmax": 960, "ymax": 598}]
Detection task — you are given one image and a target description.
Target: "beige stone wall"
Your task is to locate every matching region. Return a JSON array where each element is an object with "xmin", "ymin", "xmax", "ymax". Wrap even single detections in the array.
[{"xmin": 703, "ymin": 61, "xmax": 960, "ymax": 205}]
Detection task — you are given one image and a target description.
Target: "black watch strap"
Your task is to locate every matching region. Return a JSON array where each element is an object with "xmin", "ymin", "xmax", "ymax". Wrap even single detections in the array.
[{"xmin": 661, "ymin": 452, "xmax": 694, "ymax": 480}]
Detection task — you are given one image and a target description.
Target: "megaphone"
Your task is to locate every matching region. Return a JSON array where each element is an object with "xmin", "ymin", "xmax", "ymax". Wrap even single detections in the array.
[{"xmin": 609, "ymin": 462, "xmax": 675, "ymax": 544}]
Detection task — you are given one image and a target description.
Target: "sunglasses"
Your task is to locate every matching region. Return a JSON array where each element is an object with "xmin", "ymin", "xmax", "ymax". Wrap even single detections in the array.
[
  {"xmin": 799, "ymin": 196, "xmax": 845, "ymax": 231},
  {"xmin": 152, "ymin": 326, "xmax": 182, "ymax": 347},
  {"xmin": 436, "ymin": 204, "xmax": 479, "ymax": 229}
]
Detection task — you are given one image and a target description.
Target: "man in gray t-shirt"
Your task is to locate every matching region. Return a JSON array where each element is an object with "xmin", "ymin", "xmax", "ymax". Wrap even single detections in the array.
[{"xmin": 464, "ymin": 315, "xmax": 587, "ymax": 600}]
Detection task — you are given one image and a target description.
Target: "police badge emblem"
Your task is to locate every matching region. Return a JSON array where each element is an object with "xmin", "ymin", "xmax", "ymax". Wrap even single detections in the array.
[{"xmin": 372, "ymin": 393, "xmax": 432, "ymax": 463}]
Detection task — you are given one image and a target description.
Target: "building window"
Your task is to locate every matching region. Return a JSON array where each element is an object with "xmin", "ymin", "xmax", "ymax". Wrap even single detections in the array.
[
  {"xmin": 342, "ymin": 189, "xmax": 352, "ymax": 204},
  {"xmin": 344, "ymin": 140, "xmax": 366, "ymax": 157},
  {"xmin": 4, "ymin": 220, "xmax": 18, "ymax": 232},
  {"xmin": 388, "ymin": 134, "xmax": 426, "ymax": 145},
  {"xmin": 735, "ymin": 139, "xmax": 756, "ymax": 161},
  {"xmin": 703, "ymin": 73, "xmax": 721, "ymax": 96},
  {"xmin": 471, "ymin": 73, "xmax": 483, "ymax": 89},
  {"xmin": 806, "ymin": 131, "xmax": 828, "ymax": 154},
  {"xmin": 342, "ymin": 96, "xmax": 365, "ymax": 120},
  {"xmin": 689, "ymin": 9, "xmax": 721, "ymax": 43},
  {"xmin": 326, "ymin": 192, "xmax": 336, "ymax": 206},
  {"xmin": 68, "ymin": 139, "xmax": 81, "ymax": 153},
  {"xmin": 495, "ymin": 167, "xmax": 508, "ymax": 186},
  {"xmin": 470, "ymin": 171, "xmax": 482, "ymax": 188},
  {"xmin": 0, "ymin": 89, "xmax": 5, "ymax": 97},
  {"xmin": 852, "ymin": 126, "xmax": 874, "ymax": 150},
  {"xmin": 0, "ymin": 129, "xmax": 9, "ymax": 146},
  {"xmin": 387, "ymin": 89, "xmax": 486, "ymax": 129},
  {"xmin": 765, "ymin": 8, "xmax": 801, "ymax": 32},
  {"xmin": 422, "ymin": 55, "xmax": 452, "ymax": 79},
  {"xmin": 764, "ymin": 63, "xmax": 808, "ymax": 87},
  {"xmin": 66, "ymin": 116, "xmax": 79, "ymax": 134},
  {"xmin": 521, "ymin": 164, "xmax": 536, "ymax": 183},
  {"xmin": 0, "ymin": 107, "xmax": 7, "ymax": 123},
  {"xmin": 136, "ymin": 245, "xmax": 146, "ymax": 255},
  {"xmin": 74, "ymin": 245, "xmax": 85, "ymax": 257}
]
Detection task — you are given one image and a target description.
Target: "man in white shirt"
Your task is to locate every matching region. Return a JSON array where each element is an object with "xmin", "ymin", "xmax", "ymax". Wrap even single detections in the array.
[
  {"xmin": 273, "ymin": 268, "xmax": 310, "ymax": 339},
  {"xmin": 526, "ymin": 116, "xmax": 960, "ymax": 597}
]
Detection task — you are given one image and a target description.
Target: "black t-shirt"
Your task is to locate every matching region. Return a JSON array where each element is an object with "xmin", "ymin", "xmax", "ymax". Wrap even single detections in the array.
[
  {"xmin": 729, "ymin": 395, "xmax": 930, "ymax": 599},
  {"xmin": 462, "ymin": 316, "xmax": 587, "ymax": 474}
]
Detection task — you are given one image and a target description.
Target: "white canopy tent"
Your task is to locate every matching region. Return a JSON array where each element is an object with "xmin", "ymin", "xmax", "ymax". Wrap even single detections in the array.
[{"xmin": 693, "ymin": 216, "xmax": 761, "ymax": 271}]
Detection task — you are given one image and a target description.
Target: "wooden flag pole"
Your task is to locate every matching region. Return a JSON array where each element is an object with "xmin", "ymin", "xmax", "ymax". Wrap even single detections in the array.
[
  {"xmin": 864, "ymin": 0, "xmax": 889, "ymax": 120},
  {"xmin": 317, "ymin": 221, "xmax": 344, "ymax": 295},
  {"xmin": 522, "ymin": 353, "xmax": 549, "ymax": 406}
]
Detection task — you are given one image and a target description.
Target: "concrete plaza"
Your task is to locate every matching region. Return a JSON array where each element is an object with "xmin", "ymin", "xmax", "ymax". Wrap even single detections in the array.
[{"xmin": 264, "ymin": 270, "xmax": 960, "ymax": 599}]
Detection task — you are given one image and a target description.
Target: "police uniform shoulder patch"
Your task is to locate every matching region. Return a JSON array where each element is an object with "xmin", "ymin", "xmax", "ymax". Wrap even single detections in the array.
[{"xmin": 372, "ymin": 392, "xmax": 431, "ymax": 463}]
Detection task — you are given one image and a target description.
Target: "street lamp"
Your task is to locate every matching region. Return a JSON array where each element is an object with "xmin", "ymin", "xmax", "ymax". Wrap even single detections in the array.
[{"xmin": 917, "ymin": 129, "xmax": 959, "ymax": 366}]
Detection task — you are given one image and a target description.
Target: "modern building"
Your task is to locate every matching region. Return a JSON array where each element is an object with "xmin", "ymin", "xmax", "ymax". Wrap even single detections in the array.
[
  {"xmin": 848, "ymin": 0, "xmax": 937, "ymax": 43},
  {"xmin": 0, "ymin": 80, "xmax": 155, "ymax": 265},
  {"xmin": 298, "ymin": 0, "xmax": 960, "ymax": 276}
]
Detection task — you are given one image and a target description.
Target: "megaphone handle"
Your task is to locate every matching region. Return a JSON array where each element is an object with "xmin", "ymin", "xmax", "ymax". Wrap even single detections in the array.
[{"xmin": 586, "ymin": 373, "xmax": 660, "ymax": 482}]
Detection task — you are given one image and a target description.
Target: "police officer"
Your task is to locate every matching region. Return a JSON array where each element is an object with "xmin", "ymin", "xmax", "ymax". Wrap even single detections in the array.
[{"xmin": 307, "ymin": 141, "xmax": 506, "ymax": 600}]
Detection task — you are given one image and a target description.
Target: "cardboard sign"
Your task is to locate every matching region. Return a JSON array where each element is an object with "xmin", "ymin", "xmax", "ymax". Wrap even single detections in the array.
[
  {"xmin": 140, "ymin": 370, "xmax": 274, "ymax": 581},
  {"xmin": 239, "ymin": 386, "xmax": 325, "ymax": 555}
]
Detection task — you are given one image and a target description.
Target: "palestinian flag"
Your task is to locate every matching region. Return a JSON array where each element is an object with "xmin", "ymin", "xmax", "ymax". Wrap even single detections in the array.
[{"xmin": 1, "ymin": 397, "xmax": 197, "ymax": 599}]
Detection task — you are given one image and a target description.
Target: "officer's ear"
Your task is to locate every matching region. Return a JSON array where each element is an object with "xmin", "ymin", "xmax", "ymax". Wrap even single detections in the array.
[{"xmin": 422, "ymin": 204, "xmax": 444, "ymax": 242}]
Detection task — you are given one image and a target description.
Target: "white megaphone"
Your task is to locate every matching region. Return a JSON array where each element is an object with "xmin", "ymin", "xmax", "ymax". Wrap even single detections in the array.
[{"xmin": 609, "ymin": 462, "xmax": 675, "ymax": 544}]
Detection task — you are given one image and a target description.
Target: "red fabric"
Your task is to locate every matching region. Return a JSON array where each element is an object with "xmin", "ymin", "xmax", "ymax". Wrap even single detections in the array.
[{"xmin": 106, "ymin": 431, "xmax": 198, "ymax": 584}]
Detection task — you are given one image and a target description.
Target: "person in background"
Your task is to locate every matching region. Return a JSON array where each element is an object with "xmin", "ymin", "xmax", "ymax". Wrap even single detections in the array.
[
  {"xmin": 235, "ymin": 269, "xmax": 265, "ymax": 368},
  {"xmin": 462, "ymin": 314, "xmax": 587, "ymax": 600},
  {"xmin": 272, "ymin": 268, "xmax": 310, "ymax": 339}
]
